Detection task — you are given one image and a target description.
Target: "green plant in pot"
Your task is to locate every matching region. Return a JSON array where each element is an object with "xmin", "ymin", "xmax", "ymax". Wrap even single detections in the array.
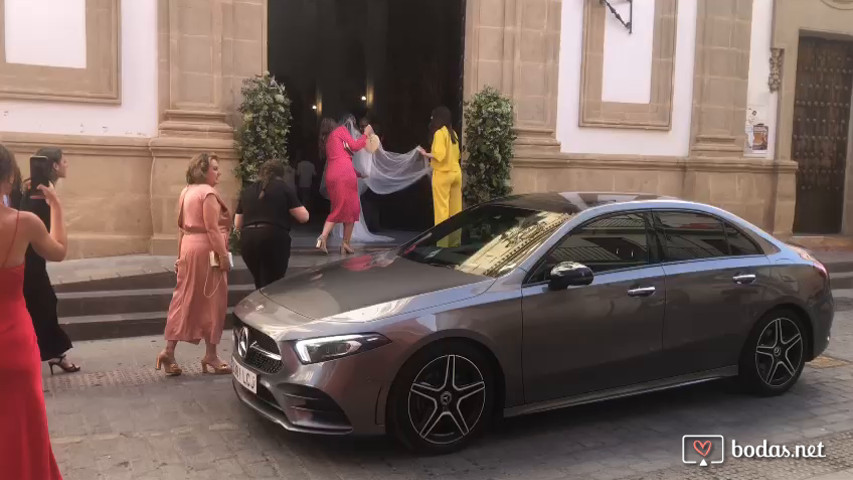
[
  {"xmin": 231, "ymin": 72, "xmax": 293, "ymax": 253},
  {"xmin": 462, "ymin": 86, "xmax": 517, "ymax": 208}
]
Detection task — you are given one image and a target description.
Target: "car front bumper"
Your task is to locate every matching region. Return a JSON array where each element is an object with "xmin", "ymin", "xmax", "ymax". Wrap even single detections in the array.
[{"xmin": 229, "ymin": 321, "xmax": 390, "ymax": 436}]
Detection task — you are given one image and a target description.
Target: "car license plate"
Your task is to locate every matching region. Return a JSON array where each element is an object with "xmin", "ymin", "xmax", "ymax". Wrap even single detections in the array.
[{"xmin": 232, "ymin": 358, "xmax": 257, "ymax": 394}]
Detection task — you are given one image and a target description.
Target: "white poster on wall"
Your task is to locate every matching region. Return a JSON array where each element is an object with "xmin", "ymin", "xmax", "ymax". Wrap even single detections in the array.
[{"xmin": 745, "ymin": 105, "xmax": 769, "ymax": 156}]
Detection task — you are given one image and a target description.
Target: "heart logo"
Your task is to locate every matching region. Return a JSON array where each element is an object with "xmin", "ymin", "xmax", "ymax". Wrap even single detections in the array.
[{"xmin": 693, "ymin": 440, "xmax": 712, "ymax": 457}]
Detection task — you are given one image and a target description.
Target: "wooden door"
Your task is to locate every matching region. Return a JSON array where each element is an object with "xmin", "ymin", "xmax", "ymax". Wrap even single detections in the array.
[{"xmin": 792, "ymin": 37, "xmax": 853, "ymax": 234}]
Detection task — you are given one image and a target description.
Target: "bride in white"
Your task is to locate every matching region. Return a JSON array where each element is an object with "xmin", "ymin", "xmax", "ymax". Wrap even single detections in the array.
[{"xmin": 319, "ymin": 116, "xmax": 431, "ymax": 245}]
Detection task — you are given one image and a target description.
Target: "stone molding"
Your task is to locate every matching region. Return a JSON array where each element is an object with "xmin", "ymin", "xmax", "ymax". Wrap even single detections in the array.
[
  {"xmin": 156, "ymin": 0, "xmax": 267, "ymax": 137},
  {"xmin": 512, "ymin": 151, "xmax": 798, "ymax": 174},
  {"xmin": 768, "ymin": 47, "xmax": 783, "ymax": 92},
  {"xmin": 688, "ymin": 0, "xmax": 753, "ymax": 158},
  {"xmin": 0, "ymin": 0, "xmax": 121, "ymax": 103},
  {"xmin": 0, "ymin": 131, "xmax": 148, "ymax": 157},
  {"xmin": 464, "ymin": 0, "xmax": 563, "ymax": 148},
  {"xmin": 820, "ymin": 0, "xmax": 853, "ymax": 10},
  {"xmin": 579, "ymin": 0, "xmax": 678, "ymax": 130}
]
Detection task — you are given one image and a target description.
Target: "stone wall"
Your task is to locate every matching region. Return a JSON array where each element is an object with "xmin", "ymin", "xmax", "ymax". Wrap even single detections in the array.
[{"xmin": 0, "ymin": 0, "xmax": 825, "ymax": 258}]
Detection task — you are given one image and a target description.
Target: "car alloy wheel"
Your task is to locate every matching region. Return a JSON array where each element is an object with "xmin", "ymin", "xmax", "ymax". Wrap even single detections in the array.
[
  {"xmin": 407, "ymin": 354, "xmax": 487, "ymax": 446},
  {"xmin": 754, "ymin": 317, "xmax": 804, "ymax": 388},
  {"xmin": 388, "ymin": 341, "xmax": 495, "ymax": 454},
  {"xmin": 739, "ymin": 309, "xmax": 807, "ymax": 396}
]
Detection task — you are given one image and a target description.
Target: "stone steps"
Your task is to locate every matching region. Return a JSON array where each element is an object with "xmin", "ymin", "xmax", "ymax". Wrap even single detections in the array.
[{"xmin": 56, "ymin": 267, "xmax": 308, "ymax": 342}]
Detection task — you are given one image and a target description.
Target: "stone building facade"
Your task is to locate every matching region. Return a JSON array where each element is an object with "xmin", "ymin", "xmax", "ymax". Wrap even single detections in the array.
[{"xmin": 1, "ymin": 0, "xmax": 852, "ymax": 258}]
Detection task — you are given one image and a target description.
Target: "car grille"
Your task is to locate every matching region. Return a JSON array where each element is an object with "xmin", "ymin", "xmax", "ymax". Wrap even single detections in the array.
[{"xmin": 232, "ymin": 315, "xmax": 283, "ymax": 374}]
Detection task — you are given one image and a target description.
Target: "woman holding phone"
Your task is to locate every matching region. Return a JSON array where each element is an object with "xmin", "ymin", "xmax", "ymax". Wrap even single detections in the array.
[
  {"xmin": 0, "ymin": 144, "xmax": 67, "ymax": 479},
  {"xmin": 14, "ymin": 147, "xmax": 79, "ymax": 374}
]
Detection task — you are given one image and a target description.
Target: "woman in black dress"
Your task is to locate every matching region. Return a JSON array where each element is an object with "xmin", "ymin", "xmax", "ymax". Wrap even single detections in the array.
[
  {"xmin": 235, "ymin": 159, "xmax": 309, "ymax": 289},
  {"xmin": 14, "ymin": 147, "xmax": 79, "ymax": 374}
]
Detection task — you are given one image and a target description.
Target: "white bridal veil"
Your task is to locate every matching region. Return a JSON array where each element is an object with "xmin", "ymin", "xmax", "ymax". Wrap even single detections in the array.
[{"xmin": 319, "ymin": 117, "xmax": 431, "ymax": 243}]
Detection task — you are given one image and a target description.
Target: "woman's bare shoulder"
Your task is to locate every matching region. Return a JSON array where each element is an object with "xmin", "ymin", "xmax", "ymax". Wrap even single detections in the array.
[{"xmin": 17, "ymin": 210, "xmax": 47, "ymax": 234}]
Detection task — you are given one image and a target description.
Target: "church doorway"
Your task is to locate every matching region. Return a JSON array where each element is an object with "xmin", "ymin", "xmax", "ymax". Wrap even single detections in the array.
[{"xmin": 268, "ymin": 0, "xmax": 466, "ymax": 238}]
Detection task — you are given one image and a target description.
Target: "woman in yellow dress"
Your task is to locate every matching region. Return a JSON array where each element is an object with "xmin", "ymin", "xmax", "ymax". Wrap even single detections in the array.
[{"xmin": 417, "ymin": 106, "xmax": 462, "ymax": 227}]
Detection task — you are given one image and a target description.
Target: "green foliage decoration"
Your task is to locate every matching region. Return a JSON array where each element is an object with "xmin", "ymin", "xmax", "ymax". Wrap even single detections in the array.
[
  {"xmin": 462, "ymin": 86, "xmax": 517, "ymax": 207},
  {"xmin": 234, "ymin": 72, "xmax": 292, "ymax": 182},
  {"xmin": 230, "ymin": 72, "xmax": 293, "ymax": 254}
]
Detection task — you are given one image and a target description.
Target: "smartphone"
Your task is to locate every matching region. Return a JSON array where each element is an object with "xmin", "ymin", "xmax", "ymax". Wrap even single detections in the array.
[{"xmin": 29, "ymin": 155, "xmax": 52, "ymax": 199}]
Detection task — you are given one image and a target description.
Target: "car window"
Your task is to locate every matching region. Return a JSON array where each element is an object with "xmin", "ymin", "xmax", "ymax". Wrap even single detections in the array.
[
  {"xmin": 655, "ymin": 211, "xmax": 729, "ymax": 261},
  {"xmin": 400, "ymin": 204, "xmax": 573, "ymax": 278},
  {"xmin": 723, "ymin": 221, "xmax": 763, "ymax": 256},
  {"xmin": 528, "ymin": 212, "xmax": 650, "ymax": 283}
]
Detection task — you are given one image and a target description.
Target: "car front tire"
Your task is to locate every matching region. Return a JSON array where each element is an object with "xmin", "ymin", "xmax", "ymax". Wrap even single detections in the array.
[
  {"xmin": 739, "ymin": 308, "xmax": 807, "ymax": 397},
  {"xmin": 387, "ymin": 340, "xmax": 495, "ymax": 455}
]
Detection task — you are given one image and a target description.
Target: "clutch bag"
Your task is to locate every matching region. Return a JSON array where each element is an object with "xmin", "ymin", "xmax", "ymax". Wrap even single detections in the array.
[{"xmin": 209, "ymin": 251, "xmax": 234, "ymax": 269}]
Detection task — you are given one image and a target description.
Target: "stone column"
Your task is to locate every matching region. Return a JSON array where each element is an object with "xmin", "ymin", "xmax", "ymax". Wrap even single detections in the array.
[
  {"xmin": 465, "ymin": 0, "xmax": 562, "ymax": 152},
  {"xmin": 687, "ymin": 0, "xmax": 753, "ymax": 160},
  {"xmin": 149, "ymin": 0, "xmax": 266, "ymax": 254}
]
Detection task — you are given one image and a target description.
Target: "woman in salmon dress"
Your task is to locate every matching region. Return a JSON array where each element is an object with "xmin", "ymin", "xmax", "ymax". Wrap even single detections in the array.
[
  {"xmin": 0, "ymin": 144, "xmax": 68, "ymax": 480},
  {"xmin": 157, "ymin": 152, "xmax": 232, "ymax": 377},
  {"xmin": 315, "ymin": 114, "xmax": 373, "ymax": 255}
]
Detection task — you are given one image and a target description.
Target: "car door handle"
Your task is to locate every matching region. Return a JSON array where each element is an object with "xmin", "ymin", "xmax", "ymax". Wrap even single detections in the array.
[
  {"xmin": 627, "ymin": 286, "xmax": 656, "ymax": 297},
  {"xmin": 733, "ymin": 273, "xmax": 757, "ymax": 285}
]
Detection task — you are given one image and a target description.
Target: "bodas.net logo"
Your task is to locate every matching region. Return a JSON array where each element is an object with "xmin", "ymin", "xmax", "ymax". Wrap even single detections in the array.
[{"xmin": 682, "ymin": 435, "xmax": 725, "ymax": 467}]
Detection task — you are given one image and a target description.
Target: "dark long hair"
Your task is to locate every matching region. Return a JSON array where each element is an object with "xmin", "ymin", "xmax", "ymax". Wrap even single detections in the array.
[
  {"xmin": 318, "ymin": 117, "xmax": 337, "ymax": 161},
  {"xmin": 0, "ymin": 144, "xmax": 20, "ymax": 195},
  {"xmin": 35, "ymin": 147, "xmax": 63, "ymax": 182},
  {"xmin": 429, "ymin": 106, "xmax": 458, "ymax": 145},
  {"xmin": 257, "ymin": 159, "xmax": 285, "ymax": 200},
  {"xmin": 338, "ymin": 113, "xmax": 356, "ymax": 129}
]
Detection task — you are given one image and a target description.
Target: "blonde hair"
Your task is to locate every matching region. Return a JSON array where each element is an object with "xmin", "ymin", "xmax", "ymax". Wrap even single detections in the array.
[{"xmin": 185, "ymin": 152, "xmax": 218, "ymax": 185}]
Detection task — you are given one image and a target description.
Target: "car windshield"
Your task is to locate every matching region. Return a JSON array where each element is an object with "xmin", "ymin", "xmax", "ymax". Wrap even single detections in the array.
[{"xmin": 399, "ymin": 204, "xmax": 573, "ymax": 277}]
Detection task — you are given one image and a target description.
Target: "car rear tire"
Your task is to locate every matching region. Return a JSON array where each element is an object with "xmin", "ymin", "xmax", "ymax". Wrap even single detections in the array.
[
  {"xmin": 387, "ymin": 340, "xmax": 495, "ymax": 455},
  {"xmin": 738, "ymin": 308, "xmax": 807, "ymax": 397}
]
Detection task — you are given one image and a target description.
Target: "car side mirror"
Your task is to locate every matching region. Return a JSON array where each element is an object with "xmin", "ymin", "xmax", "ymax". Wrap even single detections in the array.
[{"xmin": 548, "ymin": 261, "xmax": 594, "ymax": 291}]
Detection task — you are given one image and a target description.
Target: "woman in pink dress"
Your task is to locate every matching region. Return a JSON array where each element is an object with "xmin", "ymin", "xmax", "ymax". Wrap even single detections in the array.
[
  {"xmin": 156, "ymin": 152, "xmax": 232, "ymax": 377},
  {"xmin": 316, "ymin": 114, "xmax": 374, "ymax": 255},
  {"xmin": 0, "ymin": 144, "xmax": 67, "ymax": 479}
]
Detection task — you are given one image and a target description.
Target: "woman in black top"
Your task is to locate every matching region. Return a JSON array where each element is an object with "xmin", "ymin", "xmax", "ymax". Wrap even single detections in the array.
[
  {"xmin": 235, "ymin": 159, "xmax": 309, "ymax": 289},
  {"xmin": 12, "ymin": 147, "xmax": 80, "ymax": 374}
]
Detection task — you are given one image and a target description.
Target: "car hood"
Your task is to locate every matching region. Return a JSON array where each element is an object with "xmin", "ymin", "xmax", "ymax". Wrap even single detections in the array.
[{"xmin": 255, "ymin": 251, "xmax": 493, "ymax": 323}]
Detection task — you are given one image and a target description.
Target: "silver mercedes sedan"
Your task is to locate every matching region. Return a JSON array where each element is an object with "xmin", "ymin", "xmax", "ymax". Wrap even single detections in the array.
[{"xmin": 230, "ymin": 192, "xmax": 834, "ymax": 454}]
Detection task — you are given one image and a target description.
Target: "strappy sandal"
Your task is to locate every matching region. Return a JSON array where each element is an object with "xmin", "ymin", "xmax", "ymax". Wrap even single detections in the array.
[
  {"xmin": 201, "ymin": 359, "xmax": 232, "ymax": 375},
  {"xmin": 155, "ymin": 352, "xmax": 182, "ymax": 376},
  {"xmin": 48, "ymin": 354, "xmax": 81, "ymax": 375}
]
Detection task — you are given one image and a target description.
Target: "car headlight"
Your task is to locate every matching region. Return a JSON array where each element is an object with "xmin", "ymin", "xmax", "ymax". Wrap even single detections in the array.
[{"xmin": 293, "ymin": 333, "xmax": 390, "ymax": 364}]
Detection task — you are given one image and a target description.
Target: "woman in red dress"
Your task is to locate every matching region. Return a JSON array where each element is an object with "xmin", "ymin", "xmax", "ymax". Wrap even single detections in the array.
[
  {"xmin": 0, "ymin": 144, "xmax": 67, "ymax": 480},
  {"xmin": 316, "ymin": 114, "xmax": 374, "ymax": 255}
]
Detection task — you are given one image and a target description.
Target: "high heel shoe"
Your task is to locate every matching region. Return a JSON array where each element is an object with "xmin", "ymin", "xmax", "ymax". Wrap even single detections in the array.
[
  {"xmin": 201, "ymin": 359, "xmax": 232, "ymax": 375},
  {"xmin": 47, "ymin": 354, "xmax": 80, "ymax": 375},
  {"xmin": 155, "ymin": 352, "xmax": 182, "ymax": 376},
  {"xmin": 316, "ymin": 236, "xmax": 328, "ymax": 254},
  {"xmin": 341, "ymin": 242, "xmax": 355, "ymax": 255}
]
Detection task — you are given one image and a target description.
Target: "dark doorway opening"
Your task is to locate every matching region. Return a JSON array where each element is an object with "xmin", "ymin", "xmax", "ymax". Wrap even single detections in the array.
[
  {"xmin": 791, "ymin": 35, "xmax": 853, "ymax": 234},
  {"xmin": 268, "ymin": 0, "xmax": 466, "ymax": 236}
]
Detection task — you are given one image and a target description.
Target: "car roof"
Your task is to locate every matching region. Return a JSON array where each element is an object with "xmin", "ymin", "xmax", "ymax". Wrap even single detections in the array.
[{"xmin": 487, "ymin": 192, "xmax": 680, "ymax": 214}]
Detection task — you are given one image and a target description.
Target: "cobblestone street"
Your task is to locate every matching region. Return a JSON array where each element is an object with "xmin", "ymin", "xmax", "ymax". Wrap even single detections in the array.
[{"xmin": 42, "ymin": 295, "xmax": 853, "ymax": 480}]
